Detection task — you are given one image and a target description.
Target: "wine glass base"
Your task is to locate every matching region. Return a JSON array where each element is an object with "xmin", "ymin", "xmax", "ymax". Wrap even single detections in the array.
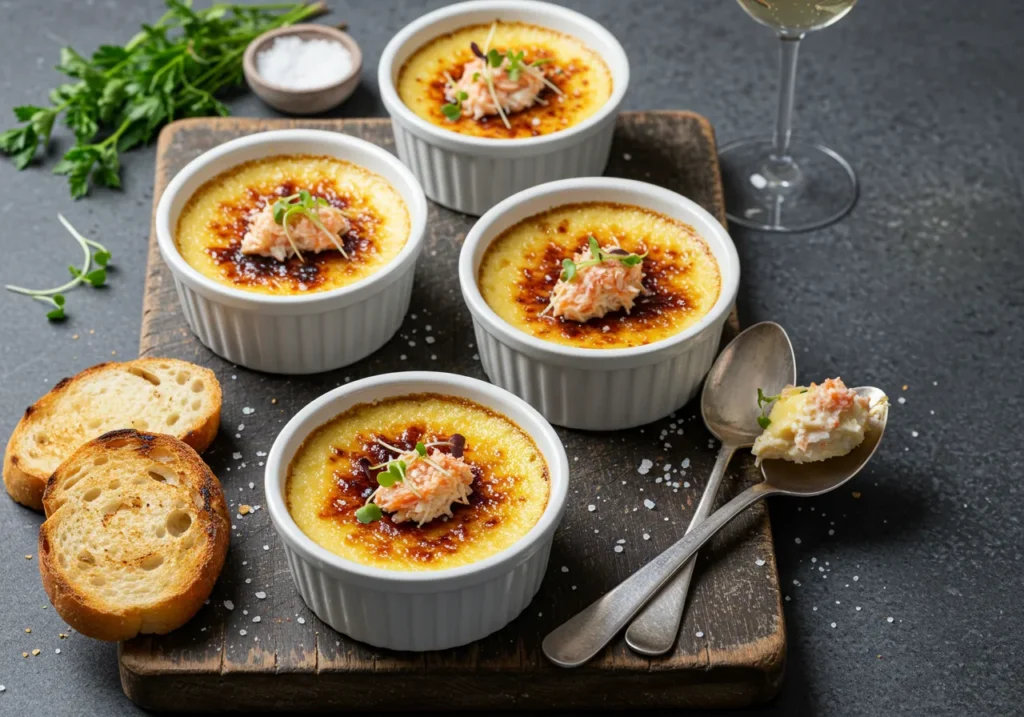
[{"xmin": 719, "ymin": 138, "xmax": 858, "ymax": 233}]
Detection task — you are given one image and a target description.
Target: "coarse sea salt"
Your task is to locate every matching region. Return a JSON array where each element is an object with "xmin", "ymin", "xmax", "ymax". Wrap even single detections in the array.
[{"xmin": 257, "ymin": 36, "xmax": 354, "ymax": 91}]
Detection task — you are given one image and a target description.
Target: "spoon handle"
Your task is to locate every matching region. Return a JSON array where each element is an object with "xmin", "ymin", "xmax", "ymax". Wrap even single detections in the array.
[
  {"xmin": 542, "ymin": 481, "xmax": 776, "ymax": 668},
  {"xmin": 624, "ymin": 443, "xmax": 737, "ymax": 655}
]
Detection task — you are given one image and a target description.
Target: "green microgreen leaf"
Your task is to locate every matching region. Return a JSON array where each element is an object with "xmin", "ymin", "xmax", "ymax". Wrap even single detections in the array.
[
  {"xmin": 487, "ymin": 48, "xmax": 504, "ymax": 68},
  {"xmin": 441, "ymin": 102, "xmax": 462, "ymax": 121},
  {"xmin": 355, "ymin": 502, "xmax": 383, "ymax": 524},
  {"xmin": 560, "ymin": 258, "xmax": 576, "ymax": 282},
  {"xmin": 530, "ymin": 58, "xmax": 553, "ymax": 67},
  {"xmin": 93, "ymin": 249, "xmax": 111, "ymax": 267},
  {"xmin": 415, "ymin": 442, "xmax": 427, "ymax": 457},
  {"xmin": 756, "ymin": 387, "xmax": 782, "ymax": 430},
  {"xmin": 457, "ymin": 90, "xmax": 469, "ymax": 101},
  {"xmin": 587, "ymin": 235, "xmax": 602, "ymax": 259},
  {"xmin": 39, "ymin": 294, "xmax": 67, "ymax": 320}
]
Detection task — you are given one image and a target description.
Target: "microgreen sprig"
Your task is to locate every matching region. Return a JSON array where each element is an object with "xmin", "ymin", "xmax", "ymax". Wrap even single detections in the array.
[
  {"xmin": 6, "ymin": 214, "xmax": 112, "ymax": 320},
  {"xmin": 270, "ymin": 190, "xmax": 348, "ymax": 262},
  {"xmin": 559, "ymin": 236, "xmax": 647, "ymax": 282},
  {"xmin": 756, "ymin": 388, "xmax": 781, "ymax": 429},
  {"xmin": 441, "ymin": 90, "xmax": 469, "ymax": 121}
]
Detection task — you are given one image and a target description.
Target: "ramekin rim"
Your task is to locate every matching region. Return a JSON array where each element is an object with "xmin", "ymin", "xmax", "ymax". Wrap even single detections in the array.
[
  {"xmin": 264, "ymin": 371, "xmax": 570, "ymax": 586},
  {"xmin": 154, "ymin": 128, "xmax": 428, "ymax": 309},
  {"xmin": 458, "ymin": 176, "xmax": 740, "ymax": 363},
  {"xmin": 377, "ymin": 0, "xmax": 630, "ymax": 154}
]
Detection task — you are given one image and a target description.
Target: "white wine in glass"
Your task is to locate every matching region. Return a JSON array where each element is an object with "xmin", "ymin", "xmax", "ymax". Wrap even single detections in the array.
[
  {"xmin": 720, "ymin": 0, "xmax": 860, "ymax": 232},
  {"xmin": 737, "ymin": 0, "xmax": 857, "ymax": 33}
]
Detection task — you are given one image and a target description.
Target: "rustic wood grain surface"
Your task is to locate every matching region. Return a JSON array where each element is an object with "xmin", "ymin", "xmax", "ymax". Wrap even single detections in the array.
[{"xmin": 119, "ymin": 112, "xmax": 785, "ymax": 711}]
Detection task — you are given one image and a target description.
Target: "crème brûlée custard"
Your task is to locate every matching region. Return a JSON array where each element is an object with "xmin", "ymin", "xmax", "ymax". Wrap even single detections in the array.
[
  {"xmin": 175, "ymin": 155, "xmax": 410, "ymax": 295},
  {"xmin": 478, "ymin": 202, "xmax": 722, "ymax": 349},
  {"xmin": 397, "ymin": 20, "xmax": 613, "ymax": 139},
  {"xmin": 286, "ymin": 393, "xmax": 550, "ymax": 571}
]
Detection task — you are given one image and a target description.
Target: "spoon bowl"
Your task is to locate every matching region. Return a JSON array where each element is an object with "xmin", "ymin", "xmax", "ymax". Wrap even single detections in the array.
[
  {"xmin": 702, "ymin": 321, "xmax": 796, "ymax": 445},
  {"xmin": 760, "ymin": 386, "xmax": 889, "ymax": 496}
]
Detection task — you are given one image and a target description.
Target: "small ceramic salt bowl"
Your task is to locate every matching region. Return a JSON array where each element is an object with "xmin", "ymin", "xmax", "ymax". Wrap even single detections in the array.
[{"xmin": 244, "ymin": 24, "xmax": 362, "ymax": 115}]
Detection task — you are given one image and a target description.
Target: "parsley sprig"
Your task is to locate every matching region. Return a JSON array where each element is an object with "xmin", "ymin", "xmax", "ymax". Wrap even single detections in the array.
[
  {"xmin": 0, "ymin": 1, "xmax": 326, "ymax": 199},
  {"xmin": 560, "ymin": 236, "xmax": 647, "ymax": 282},
  {"xmin": 354, "ymin": 437, "xmax": 462, "ymax": 524},
  {"xmin": 6, "ymin": 214, "xmax": 112, "ymax": 321},
  {"xmin": 270, "ymin": 190, "xmax": 348, "ymax": 262}
]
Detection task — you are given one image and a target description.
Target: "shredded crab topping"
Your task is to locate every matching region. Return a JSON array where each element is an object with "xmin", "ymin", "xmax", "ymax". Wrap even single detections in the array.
[
  {"xmin": 447, "ymin": 56, "xmax": 546, "ymax": 121},
  {"xmin": 441, "ymin": 22, "xmax": 563, "ymax": 129},
  {"xmin": 544, "ymin": 243, "xmax": 645, "ymax": 323},
  {"xmin": 371, "ymin": 448, "xmax": 474, "ymax": 526},
  {"xmin": 241, "ymin": 202, "xmax": 350, "ymax": 262}
]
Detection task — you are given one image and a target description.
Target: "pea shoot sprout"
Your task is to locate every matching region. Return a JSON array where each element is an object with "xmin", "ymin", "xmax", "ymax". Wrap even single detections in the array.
[{"xmin": 5, "ymin": 214, "xmax": 112, "ymax": 320}]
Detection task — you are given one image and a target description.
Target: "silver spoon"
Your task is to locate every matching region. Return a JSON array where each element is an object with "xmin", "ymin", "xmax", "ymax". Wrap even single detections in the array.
[
  {"xmin": 624, "ymin": 321, "xmax": 796, "ymax": 656},
  {"xmin": 543, "ymin": 386, "xmax": 888, "ymax": 668}
]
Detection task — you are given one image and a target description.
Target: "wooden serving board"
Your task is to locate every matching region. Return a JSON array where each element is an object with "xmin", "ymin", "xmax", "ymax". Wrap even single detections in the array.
[{"xmin": 121, "ymin": 112, "xmax": 785, "ymax": 711}]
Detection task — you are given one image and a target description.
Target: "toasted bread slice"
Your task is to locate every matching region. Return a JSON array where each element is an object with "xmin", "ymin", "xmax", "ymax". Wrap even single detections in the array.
[
  {"xmin": 4, "ymin": 358, "xmax": 221, "ymax": 510},
  {"xmin": 39, "ymin": 430, "xmax": 230, "ymax": 641}
]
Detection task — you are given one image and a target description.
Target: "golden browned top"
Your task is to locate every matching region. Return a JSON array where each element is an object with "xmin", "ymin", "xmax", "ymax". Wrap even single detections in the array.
[
  {"xmin": 397, "ymin": 21, "xmax": 613, "ymax": 140},
  {"xmin": 478, "ymin": 202, "xmax": 723, "ymax": 349},
  {"xmin": 175, "ymin": 155, "xmax": 410, "ymax": 295},
  {"xmin": 285, "ymin": 393, "xmax": 550, "ymax": 571}
]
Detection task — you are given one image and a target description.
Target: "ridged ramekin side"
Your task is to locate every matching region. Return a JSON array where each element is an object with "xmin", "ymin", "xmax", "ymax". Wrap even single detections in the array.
[
  {"xmin": 171, "ymin": 268, "xmax": 414, "ymax": 375},
  {"xmin": 281, "ymin": 537, "xmax": 553, "ymax": 651},
  {"xmin": 472, "ymin": 317, "xmax": 726, "ymax": 431},
  {"xmin": 390, "ymin": 117, "xmax": 616, "ymax": 216}
]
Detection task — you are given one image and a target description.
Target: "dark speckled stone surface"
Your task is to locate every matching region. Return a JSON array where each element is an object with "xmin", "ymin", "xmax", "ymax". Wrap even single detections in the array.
[{"xmin": 0, "ymin": 1, "xmax": 1022, "ymax": 715}]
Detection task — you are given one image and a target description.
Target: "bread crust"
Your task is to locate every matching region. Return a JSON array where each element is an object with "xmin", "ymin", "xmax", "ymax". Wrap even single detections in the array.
[
  {"xmin": 4, "ymin": 358, "xmax": 221, "ymax": 511},
  {"xmin": 38, "ymin": 430, "xmax": 230, "ymax": 641}
]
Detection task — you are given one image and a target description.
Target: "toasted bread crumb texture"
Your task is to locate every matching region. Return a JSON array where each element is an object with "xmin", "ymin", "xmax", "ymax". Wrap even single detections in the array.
[
  {"xmin": 39, "ymin": 431, "xmax": 229, "ymax": 640},
  {"xmin": 4, "ymin": 358, "xmax": 221, "ymax": 510}
]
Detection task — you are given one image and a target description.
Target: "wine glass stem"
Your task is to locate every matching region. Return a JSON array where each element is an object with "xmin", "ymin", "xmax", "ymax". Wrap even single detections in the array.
[{"xmin": 772, "ymin": 34, "xmax": 804, "ymax": 162}]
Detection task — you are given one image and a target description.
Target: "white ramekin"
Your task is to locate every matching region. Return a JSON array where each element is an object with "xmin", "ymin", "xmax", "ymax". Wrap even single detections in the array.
[
  {"xmin": 264, "ymin": 371, "xmax": 569, "ymax": 652},
  {"xmin": 378, "ymin": 0, "xmax": 630, "ymax": 216},
  {"xmin": 459, "ymin": 177, "xmax": 740, "ymax": 431},
  {"xmin": 155, "ymin": 129, "xmax": 428, "ymax": 374}
]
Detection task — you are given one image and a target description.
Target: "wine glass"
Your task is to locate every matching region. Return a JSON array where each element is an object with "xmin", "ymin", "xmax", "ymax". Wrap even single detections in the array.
[{"xmin": 720, "ymin": 0, "xmax": 859, "ymax": 233}]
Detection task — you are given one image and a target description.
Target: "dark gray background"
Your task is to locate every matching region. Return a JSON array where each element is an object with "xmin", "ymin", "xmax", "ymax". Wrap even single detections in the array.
[{"xmin": 1, "ymin": 1, "xmax": 1021, "ymax": 715}]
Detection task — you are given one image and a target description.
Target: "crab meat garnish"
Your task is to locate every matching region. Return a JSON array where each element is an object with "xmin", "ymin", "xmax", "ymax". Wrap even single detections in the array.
[
  {"xmin": 240, "ymin": 202, "xmax": 350, "ymax": 262},
  {"xmin": 448, "ymin": 57, "xmax": 546, "ymax": 120},
  {"xmin": 546, "ymin": 245, "xmax": 645, "ymax": 323},
  {"xmin": 374, "ymin": 450, "xmax": 475, "ymax": 526}
]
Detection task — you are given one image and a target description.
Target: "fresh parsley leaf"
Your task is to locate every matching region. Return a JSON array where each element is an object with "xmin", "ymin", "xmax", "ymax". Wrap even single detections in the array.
[
  {"xmin": 1, "ymin": 2, "xmax": 327, "ymax": 198},
  {"xmin": 355, "ymin": 502, "xmax": 383, "ymax": 524}
]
